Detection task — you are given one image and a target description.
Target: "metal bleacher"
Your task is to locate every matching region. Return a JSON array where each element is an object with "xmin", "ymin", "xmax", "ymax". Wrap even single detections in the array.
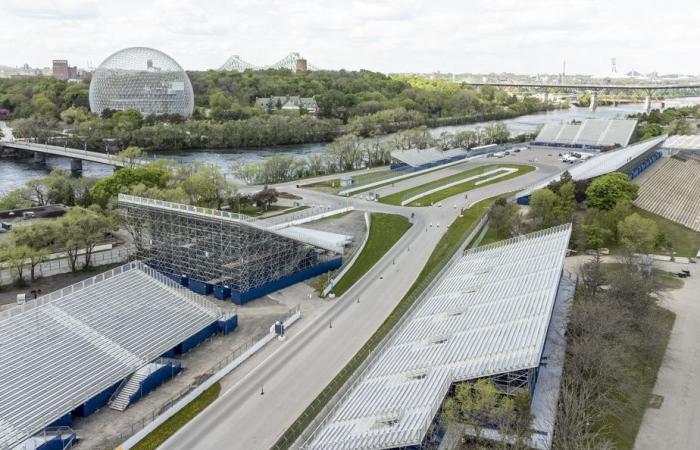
[{"xmin": 0, "ymin": 261, "xmax": 222, "ymax": 449}]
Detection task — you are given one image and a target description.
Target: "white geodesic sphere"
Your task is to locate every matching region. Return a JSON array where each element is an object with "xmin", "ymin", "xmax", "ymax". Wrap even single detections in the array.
[{"xmin": 89, "ymin": 47, "xmax": 194, "ymax": 118}]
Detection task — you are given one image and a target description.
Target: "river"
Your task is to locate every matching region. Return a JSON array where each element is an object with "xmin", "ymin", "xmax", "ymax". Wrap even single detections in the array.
[{"xmin": 2, "ymin": 98, "xmax": 698, "ymax": 195}]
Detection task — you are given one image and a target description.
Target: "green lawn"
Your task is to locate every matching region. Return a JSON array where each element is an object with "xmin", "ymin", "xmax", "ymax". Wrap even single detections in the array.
[
  {"xmin": 302, "ymin": 170, "xmax": 395, "ymax": 194},
  {"xmin": 632, "ymin": 206, "xmax": 700, "ymax": 257},
  {"xmin": 606, "ymin": 305, "xmax": 675, "ymax": 449},
  {"xmin": 132, "ymin": 382, "xmax": 221, "ymax": 450},
  {"xmin": 476, "ymin": 225, "xmax": 511, "ymax": 247},
  {"xmin": 237, "ymin": 204, "xmax": 290, "ymax": 217},
  {"xmin": 378, "ymin": 164, "xmax": 534, "ymax": 206},
  {"xmin": 330, "ymin": 213, "xmax": 412, "ymax": 296},
  {"xmin": 271, "ymin": 194, "xmax": 502, "ymax": 450}
]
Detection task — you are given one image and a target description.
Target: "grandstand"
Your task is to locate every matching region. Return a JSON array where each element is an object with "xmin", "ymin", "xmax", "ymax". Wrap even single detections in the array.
[
  {"xmin": 634, "ymin": 158, "xmax": 700, "ymax": 232},
  {"xmin": 390, "ymin": 147, "xmax": 470, "ymax": 171},
  {"xmin": 531, "ymin": 119, "xmax": 637, "ymax": 150},
  {"xmin": 118, "ymin": 194, "xmax": 342, "ymax": 303},
  {"xmin": 0, "ymin": 261, "xmax": 235, "ymax": 450},
  {"xmin": 517, "ymin": 136, "xmax": 666, "ymax": 204},
  {"xmin": 662, "ymin": 134, "xmax": 700, "ymax": 151},
  {"xmin": 304, "ymin": 224, "xmax": 573, "ymax": 450}
]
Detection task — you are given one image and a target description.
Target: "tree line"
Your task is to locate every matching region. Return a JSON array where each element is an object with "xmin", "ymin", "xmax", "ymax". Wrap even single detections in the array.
[{"xmin": 2, "ymin": 70, "xmax": 552, "ymax": 150}]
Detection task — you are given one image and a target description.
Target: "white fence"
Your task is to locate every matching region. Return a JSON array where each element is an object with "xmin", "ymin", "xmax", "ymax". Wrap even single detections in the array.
[{"xmin": 400, "ymin": 168, "xmax": 517, "ymax": 206}]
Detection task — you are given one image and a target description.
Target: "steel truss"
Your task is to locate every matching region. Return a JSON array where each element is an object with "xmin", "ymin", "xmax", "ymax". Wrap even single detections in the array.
[{"xmin": 119, "ymin": 196, "xmax": 337, "ymax": 294}]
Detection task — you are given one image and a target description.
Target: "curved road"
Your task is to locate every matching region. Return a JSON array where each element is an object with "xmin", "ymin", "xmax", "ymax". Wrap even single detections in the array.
[{"xmin": 158, "ymin": 152, "xmax": 566, "ymax": 450}]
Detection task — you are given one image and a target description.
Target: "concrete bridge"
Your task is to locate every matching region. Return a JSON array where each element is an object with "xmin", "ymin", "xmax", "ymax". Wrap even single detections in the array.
[
  {"xmin": 463, "ymin": 81, "xmax": 700, "ymax": 112},
  {"xmin": 0, "ymin": 140, "xmax": 147, "ymax": 175}
]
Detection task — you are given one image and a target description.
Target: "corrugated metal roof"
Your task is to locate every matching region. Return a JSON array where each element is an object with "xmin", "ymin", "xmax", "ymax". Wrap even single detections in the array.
[
  {"xmin": 0, "ymin": 262, "xmax": 220, "ymax": 449},
  {"xmin": 518, "ymin": 136, "xmax": 666, "ymax": 198},
  {"xmin": 305, "ymin": 224, "xmax": 572, "ymax": 450},
  {"xmin": 390, "ymin": 147, "xmax": 468, "ymax": 168},
  {"xmin": 662, "ymin": 134, "xmax": 700, "ymax": 150}
]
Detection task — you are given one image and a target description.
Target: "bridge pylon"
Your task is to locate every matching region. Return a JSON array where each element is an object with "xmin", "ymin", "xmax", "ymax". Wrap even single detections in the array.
[{"xmin": 589, "ymin": 90, "xmax": 599, "ymax": 112}]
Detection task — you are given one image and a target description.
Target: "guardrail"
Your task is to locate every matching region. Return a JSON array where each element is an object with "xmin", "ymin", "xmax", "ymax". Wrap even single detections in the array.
[
  {"xmin": 321, "ymin": 211, "xmax": 371, "ymax": 296},
  {"xmin": 272, "ymin": 206, "xmax": 491, "ymax": 450}
]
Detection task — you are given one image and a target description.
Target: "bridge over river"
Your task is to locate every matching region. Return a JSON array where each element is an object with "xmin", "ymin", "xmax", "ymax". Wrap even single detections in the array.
[
  {"xmin": 0, "ymin": 140, "xmax": 147, "ymax": 175},
  {"xmin": 464, "ymin": 81, "xmax": 700, "ymax": 112}
]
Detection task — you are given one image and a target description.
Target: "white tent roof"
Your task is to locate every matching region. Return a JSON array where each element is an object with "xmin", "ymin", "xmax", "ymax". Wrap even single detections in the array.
[
  {"xmin": 534, "ymin": 119, "xmax": 637, "ymax": 147},
  {"xmin": 0, "ymin": 262, "xmax": 221, "ymax": 449},
  {"xmin": 305, "ymin": 224, "xmax": 572, "ymax": 450},
  {"xmin": 391, "ymin": 147, "xmax": 469, "ymax": 168},
  {"xmin": 519, "ymin": 136, "xmax": 666, "ymax": 198},
  {"xmin": 662, "ymin": 134, "xmax": 700, "ymax": 151}
]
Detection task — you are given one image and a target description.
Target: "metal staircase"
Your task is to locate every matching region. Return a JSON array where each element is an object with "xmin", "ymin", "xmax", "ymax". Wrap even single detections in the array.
[{"xmin": 108, "ymin": 372, "xmax": 146, "ymax": 411}]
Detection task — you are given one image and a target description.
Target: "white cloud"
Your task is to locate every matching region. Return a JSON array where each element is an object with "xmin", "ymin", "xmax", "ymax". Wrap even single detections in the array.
[{"xmin": 1, "ymin": 0, "xmax": 698, "ymax": 75}]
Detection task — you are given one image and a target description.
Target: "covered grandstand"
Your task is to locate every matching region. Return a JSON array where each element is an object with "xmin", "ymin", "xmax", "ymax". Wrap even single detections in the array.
[
  {"xmin": 662, "ymin": 134, "xmax": 700, "ymax": 151},
  {"xmin": 531, "ymin": 119, "xmax": 637, "ymax": 150},
  {"xmin": 0, "ymin": 261, "xmax": 234, "ymax": 450},
  {"xmin": 390, "ymin": 147, "xmax": 470, "ymax": 171},
  {"xmin": 634, "ymin": 158, "xmax": 700, "ymax": 232},
  {"xmin": 517, "ymin": 136, "xmax": 665, "ymax": 204},
  {"xmin": 118, "ymin": 194, "xmax": 342, "ymax": 303},
  {"xmin": 304, "ymin": 224, "xmax": 573, "ymax": 450}
]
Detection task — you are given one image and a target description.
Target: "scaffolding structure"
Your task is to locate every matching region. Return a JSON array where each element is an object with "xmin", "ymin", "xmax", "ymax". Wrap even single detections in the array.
[{"xmin": 118, "ymin": 195, "xmax": 341, "ymax": 302}]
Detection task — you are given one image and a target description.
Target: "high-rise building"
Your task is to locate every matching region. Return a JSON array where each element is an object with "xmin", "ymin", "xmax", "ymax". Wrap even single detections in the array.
[
  {"xmin": 52, "ymin": 60, "xmax": 69, "ymax": 80},
  {"xmin": 53, "ymin": 59, "xmax": 80, "ymax": 80}
]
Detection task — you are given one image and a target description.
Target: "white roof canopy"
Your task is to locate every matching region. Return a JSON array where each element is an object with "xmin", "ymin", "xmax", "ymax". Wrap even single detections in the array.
[
  {"xmin": 305, "ymin": 224, "xmax": 572, "ymax": 450},
  {"xmin": 0, "ymin": 262, "xmax": 220, "ymax": 449}
]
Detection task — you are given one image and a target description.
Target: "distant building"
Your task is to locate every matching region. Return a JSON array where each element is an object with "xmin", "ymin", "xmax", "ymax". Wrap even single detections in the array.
[
  {"xmin": 295, "ymin": 58, "xmax": 308, "ymax": 72},
  {"xmin": 255, "ymin": 95, "xmax": 318, "ymax": 114},
  {"xmin": 52, "ymin": 59, "xmax": 80, "ymax": 80}
]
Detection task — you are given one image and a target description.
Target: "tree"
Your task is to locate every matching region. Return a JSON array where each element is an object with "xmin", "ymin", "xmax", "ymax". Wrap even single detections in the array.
[
  {"xmin": 582, "ymin": 224, "xmax": 613, "ymax": 250},
  {"xmin": 56, "ymin": 207, "xmax": 113, "ymax": 271},
  {"xmin": 12, "ymin": 221, "xmax": 57, "ymax": 280},
  {"xmin": 585, "ymin": 173, "xmax": 638, "ymax": 211},
  {"xmin": 177, "ymin": 163, "xmax": 237, "ymax": 209},
  {"xmin": 618, "ymin": 213, "xmax": 658, "ymax": 254},
  {"xmin": 489, "ymin": 198, "xmax": 520, "ymax": 238},
  {"xmin": 0, "ymin": 188, "xmax": 32, "ymax": 210},
  {"xmin": 529, "ymin": 188, "xmax": 560, "ymax": 228},
  {"xmin": 252, "ymin": 187, "xmax": 279, "ymax": 211},
  {"xmin": 118, "ymin": 146, "xmax": 144, "ymax": 169},
  {"xmin": 0, "ymin": 242, "xmax": 31, "ymax": 282},
  {"xmin": 667, "ymin": 118, "xmax": 693, "ymax": 135}
]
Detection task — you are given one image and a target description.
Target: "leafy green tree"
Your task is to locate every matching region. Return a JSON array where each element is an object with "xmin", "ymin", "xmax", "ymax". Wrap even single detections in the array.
[
  {"xmin": 585, "ymin": 173, "xmax": 638, "ymax": 211},
  {"xmin": 530, "ymin": 188, "xmax": 560, "ymax": 228},
  {"xmin": 56, "ymin": 207, "xmax": 114, "ymax": 271},
  {"xmin": 12, "ymin": 221, "xmax": 58, "ymax": 280},
  {"xmin": 618, "ymin": 213, "xmax": 659, "ymax": 254},
  {"xmin": 117, "ymin": 146, "xmax": 144, "ymax": 169},
  {"xmin": 90, "ymin": 166, "xmax": 170, "ymax": 208},
  {"xmin": 667, "ymin": 118, "xmax": 693, "ymax": 135},
  {"xmin": 582, "ymin": 224, "xmax": 613, "ymax": 250},
  {"xmin": 0, "ymin": 241, "xmax": 32, "ymax": 282},
  {"xmin": 0, "ymin": 188, "xmax": 32, "ymax": 210}
]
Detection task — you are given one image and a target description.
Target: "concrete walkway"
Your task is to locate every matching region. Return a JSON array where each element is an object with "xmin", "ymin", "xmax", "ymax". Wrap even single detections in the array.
[{"xmin": 635, "ymin": 261, "xmax": 700, "ymax": 450}]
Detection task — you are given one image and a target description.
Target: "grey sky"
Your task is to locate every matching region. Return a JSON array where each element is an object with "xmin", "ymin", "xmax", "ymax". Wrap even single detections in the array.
[{"xmin": 1, "ymin": 0, "xmax": 697, "ymax": 75}]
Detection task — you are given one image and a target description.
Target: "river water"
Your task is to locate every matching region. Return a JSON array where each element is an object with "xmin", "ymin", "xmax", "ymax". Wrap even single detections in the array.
[{"xmin": 2, "ymin": 98, "xmax": 698, "ymax": 195}]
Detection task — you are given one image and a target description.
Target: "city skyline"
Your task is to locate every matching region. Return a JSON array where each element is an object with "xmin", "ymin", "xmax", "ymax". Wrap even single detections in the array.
[{"xmin": 2, "ymin": 0, "xmax": 699, "ymax": 75}]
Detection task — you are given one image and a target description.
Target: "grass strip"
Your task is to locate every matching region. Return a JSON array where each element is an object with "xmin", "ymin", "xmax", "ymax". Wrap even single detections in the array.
[
  {"xmin": 631, "ymin": 206, "xmax": 700, "ymax": 258},
  {"xmin": 131, "ymin": 383, "xmax": 221, "ymax": 450},
  {"xmin": 331, "ymin": 213, "xmax": 412, "ymax": 296},
  {"xmin": 270, "ymin": 194, "xmax": 505, "ymax": 450},
  {"xmin": 378, "ymin": 164, "xmax": 533, "ymax": 206}
]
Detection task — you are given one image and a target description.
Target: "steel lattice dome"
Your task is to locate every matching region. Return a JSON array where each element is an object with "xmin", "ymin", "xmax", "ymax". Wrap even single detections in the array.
[{"xmin": 89, "ymin": 47, "xmax": 194, "ymax": 118}]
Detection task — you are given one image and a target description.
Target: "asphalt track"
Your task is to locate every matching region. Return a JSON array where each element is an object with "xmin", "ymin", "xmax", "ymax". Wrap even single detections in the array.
[{"xmin": 159, "ymin": 152, "xmax": 565, "ymax": 450}]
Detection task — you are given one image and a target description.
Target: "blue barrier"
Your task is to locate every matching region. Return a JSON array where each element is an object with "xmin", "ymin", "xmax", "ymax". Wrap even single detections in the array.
[
  {"xmin": 35, "ymin": 432, "xmax": 77, "ymax": 450},
  {"xmin": 218, "ymin": 314, "xmax": 239, "ymax": 334},
  {"xmin": 188, "ymin": 279, "xmax": 213, "ymax": 295},
  {"xmin": 47, "ymin": 413, "xmax": 72, "ymax": 428},
  {"xmin": 129, "ymin": 361, "xmax": 183, "ymax": 405},
  {"xmin": 213, "ymin": 285, "xmax": 232, "ymax": 300},
  {"xmin": 176, "ymin": 322, "xmax": 218, "ymax": 354},
  {"xmin": 231, "ymin": 257, "xmax": 343, "ymax": 304},
  {"xmin": 72, "ymin": 381, "xmax": 121, "ymax": 417}
]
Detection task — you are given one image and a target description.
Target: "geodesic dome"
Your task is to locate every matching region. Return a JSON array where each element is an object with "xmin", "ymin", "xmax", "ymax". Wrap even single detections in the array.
[{"xmin": 89, "ymin": 47, "xmax": 194, "ymax": 118}]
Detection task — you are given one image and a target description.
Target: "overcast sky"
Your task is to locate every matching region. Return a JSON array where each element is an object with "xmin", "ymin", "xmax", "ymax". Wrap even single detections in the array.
[{"xmin": 1, "ymin": 0, "xmax": 698, "ymax": 75}]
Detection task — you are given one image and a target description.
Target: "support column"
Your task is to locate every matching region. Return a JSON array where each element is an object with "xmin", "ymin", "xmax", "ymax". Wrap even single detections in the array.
[
  {"xmin": 644, "ymin": 93, "xmax": 652, "ymax": 113},
  {"xmin": 589, "ymin": 91, "xmax": 598, "ymax": 112},
  {"xmin": 543, "ymin": 91, "xmax": 549, "ymax": 104},
  {"xmin": 33, "ymin": 151, "xmax": 46, "ymax": 163},
  {"xmin": 70, "ymin": 158, "xmax": 83, "ymax": 176}
]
